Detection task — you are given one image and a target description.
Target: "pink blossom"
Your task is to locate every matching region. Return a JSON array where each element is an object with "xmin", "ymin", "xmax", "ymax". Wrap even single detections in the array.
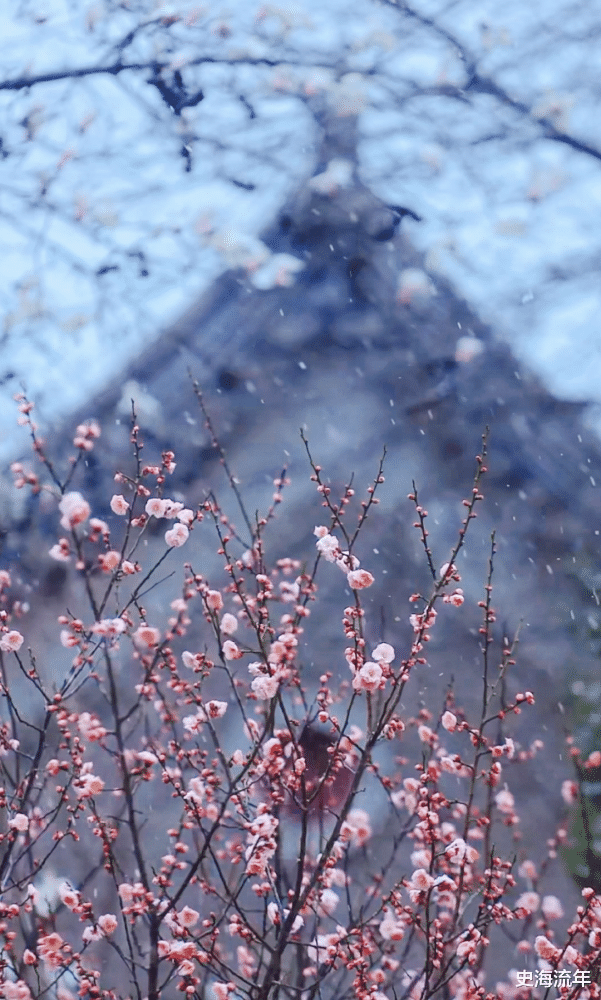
[
  {"xmin": 445, "ymin": 589, "xmax": 464, "ymax": 606},
  {"xmin": 89, "ymin": 517, "xmax": 108, "ymax": 533},
  {"xmin": 99, "ymin": 550, "xmax": 121, "ymax": 572},
  {"xmin": 561, "ymin": 779, "xmax": 578, "ymax": 804},
  {"xmin": 91, "ymin": 617, "xmax": 126, "ymax": 637},
  {"xmin": 220, "ymin": 613, "xmax": 238, "ymax": 635},
  {"xmin": 49, "ymin": 540, "xmax": 71, "ymax": 562},
  {"xmin": 445, "ymin": 838, "xmax": 479, "ymax": 864},
  {"xmin": 347, "ymin": 569, "xmax": 374, "ymax": 589},
  {"xmin": 379, "ymin": 908, "xmax": 405, "ymax": 941},
  {"xmin": 117, "ymin": 883, "xmax": 135, "ymax": 903},
  {"xmin": 177, "ymin": 508, "xmax": 195, "ymax": 525},
  {"xmin": 441, "ymin": 710, "xmax": 457, "ymax": 732},
  {"xmin": 134, "ymin": 625, "xmax": 161, "ymax": 648},
  {"xmin": 317, "ymin": 888, "xmax": 339, "ymax": 916},
  {"xmin": 223, "ymin": 639, "xmax": 242, "ymax": 660},
  {"xmin": 183, "ymin": 712, "xmax": 204, "ymax": 734},
  {"xmin": 316, "ymin": 533, "xmax": 341, "ymax": 562},
  {"xmin": 110, "ymin": 494, "xmax": 129, "ymax": 515},
  {"xmin": 251, "ymin": 674, "xmax": 279, "ymax": 700},
  {"xmin": 82, "ymin": 926, "xmax": 103, "ymax": 944},
  {"xmin": 372, "ymin": 642, "xmax": 395, "ymax": 663},
  {"xmin": 205, "ymin": 700, "xmax": 227, "ymax": 718},
  {"xmin": 341, "ymin": 808, "xmax": 372, "ymax": 847},
  {"xmin": 59, "ymin": 883, "xmax": 79, "ymax": 910},
  {"xmin": 541, "ymin": 895, "xmax": 564, "ymax": 920},
  {"xmin": 59, "ymin": 491, "xmax": 91, "ymax": 529},
  {"xmin": 534, "ymin": 935, "xmax": 559, "ymax": 960},
  {"xmin": 182, "ymin": 650, "xmax": 203, "ymax": 670},
  {"xmin": 518, "ymin": 859, "xmax": 537, "ymax": 880},
  {"xmin": 495, "ymin": 786, "xmax": 515, "ymax": 814},
  {"xmin": 75, "ymin": 773, "xmax": 105, "ymax": 799},
  {"xmin": 8, "ymin": 812, "xmax": 29, "ymax": 832},
  {"xmin": 145, "ymin": 498, "xmax": 168, "ymax": 517},
  {"xmin": 97, "ymin": 913, "xmax": 118, "ymax": 936},
  {"xmin": 178, "ymin": 905, "xmax": 199, "ymax": 927},
  {"xmin": 313, "ymin": 526, "xmax": 329, "ymax": 538},
  {"xmin": 515, "ymin": 892, "xmax": 540, "ymax": 914},
  {"xmin": 0, "ymin": 630, "xmax": 24, "ymax": 652},
  {"xmin": 206, "ymin": 590, "xmax": 224, "ymax": 611},
  {"xmin": 77, "ymin": 712, "xmax": 107, "ymax": 742},
  {"xmin": 185, "ymin": 776, "xmax": 206, "ymax": 804},
  {"xmin": 213, "ymin": 983, "xmax": 235, "ymax": 1000},
  {"xmin": 0, "ymin": 571, "xmax": 11, "ymax": 588},
  {"xmin": 352, "ymin": 660, "xmax": 383, "ymax": 692},
  {"xmin": 409, "ymin": 868, "xmax": 435, "ymax": 891},
  {"xmin": 165, "ymin": 523, "xmax": 189, "ymax": 547},
  {"xmin": 37, "ymin": 932, "xmax": 65, "ymax": 967}
]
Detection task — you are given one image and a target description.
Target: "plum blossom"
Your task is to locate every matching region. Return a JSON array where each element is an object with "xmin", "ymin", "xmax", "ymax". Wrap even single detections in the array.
[
  {"xmin": 316, "ymin": 888, "xmax": 339, "ymax": 916},
  {"xmin": 251, "ymin": 674, "xmax": 279, "ymax": 700},
  {"xmin": 267, "ymin": 902, "xmax": 304, "ymax": 933},
  {"xmin": 495, "ymin": 786, "xmax": 515, "ymax": 814},
  {"xmin": 165, "ymin": 523, "xmax": 189, "ymax": 547},
  {"xmin": 49, "ymin": 539, "xmax": 71, "ymax": 561},
  {"xmin": 37, "ymin": 932, "xmax": 65, "ymax": 969},
  {"xmin": 206, "ymin": 590, "xmax": 224, "ymax": 611},
  {"xmin": 379, "ymin": 908, "xmax": 406, "ymax": 941},
  {"xmin": 0, "ymin": 630, "xmax": 24, "ymax": 652},
  {"xmin": 441, "ymin": 710, "xmax": 457, "ymax": 732},
  {"xmin": 91, "ymin": 617, "xmax": 126, "ymax": 638},
  {"xmin": 146, "ymin": 498, "xmax": 168, "ymax": 517},
  {"xmin": 183, "ymin": 712, "xmax": 205, "ymax": 734},
  {"xmin": 98, "ymin": 913, "xmax": 118, "ymax": 936},
  {"xmin": 77, "ymin": 712, "xmax": 107, "ymax": 742},
  {"xmin": 8, "ymin": 813, "xmax": 29, "ymax": 832},
  {"xmin": 315, "ymin": 532, "xmax": 341, "ymax": 562},
  {"xmin": 372, "ymin": 642, "xmax": 395, "ymax": 663},
  {"xmin": 205, "ymin": 700, "xmax": 227, "ymax": 718},
  {"xmin": 445, "ymin": 838, "xmax": 479, "ymax": 864},
  {"xmin": 182, "ymin": 650, "xmax": 203, "ymax": 670},
  {"xmin": 58, "ymin": 883, "xmax": 79, "ymax": 910},
  {"xmin": 223, "ymin": 639, "xmax": 242, "ymax": 660},
  {"xmin": 75, "ymin": 773, "xmax": 105, "ymax": 799},
  {"xmin": 347, "ymin": 569, "xmax": 374, "ymax": 589},
  {"xmin": 178, "ymin": 905, "xmax": 199, "ymax": 927},
  {"xmin": 340, "ymin": 808, "xmax": 372, "ymax": 847},
  {"xmin": 561, "ymin": 779, "xmax": 578, "ymax": 804},
  {"xmin": 110, "ymin": 494, "xmax": 129, "ymax": 515},
  {"xmin": 134, "ymin": 625, "xmax": 161, "ymax": 648},
  {"xmin": 245, "ymin": 810, "xmax": 278, "ymax": 876},
  {"xmin": 220, "ymin": 613, "xmax": 238, "ymax": 635},
  {"xmin": 59, "ymin": 491, "xmax": 90, "ymax": 529},
  {"xmin": 541, "ymin": 896, "xmax": 564, "ymax": 920},
  {"xmin": 98, "ymin": 550, "xmax": 121, "ymax": 572},
  {"xmin": 177, "ymin": 507, "xmax": 195, "ymax": 525},
  {"xmin": 352, "ymin": 660, "xmax": 383, "ymax": 692},
  {"xmin": 409, "ymin": 869, "xmax": 435, "ymax": 891},
  {"xmin": 515, "ymin": 892, "xmax": 540, "ymax": 914},
  {"xmin": 534, "ymin": 935, "xmax": 560, "ymax": 961},
  {"xmin": 213, "ymin": 983, "xmax": 235, "ymax": 1000}
]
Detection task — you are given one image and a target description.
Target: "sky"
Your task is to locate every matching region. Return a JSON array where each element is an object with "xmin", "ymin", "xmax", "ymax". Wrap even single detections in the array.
[{"xmin": 2, "ymin": 0, "xmax": 601, "ymax": 459}]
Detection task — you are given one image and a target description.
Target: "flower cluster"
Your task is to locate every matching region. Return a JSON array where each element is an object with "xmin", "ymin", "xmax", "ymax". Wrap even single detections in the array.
[{"xmin": 0, "ymin": 401, "xmax": 595, "ymax": 1000}]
